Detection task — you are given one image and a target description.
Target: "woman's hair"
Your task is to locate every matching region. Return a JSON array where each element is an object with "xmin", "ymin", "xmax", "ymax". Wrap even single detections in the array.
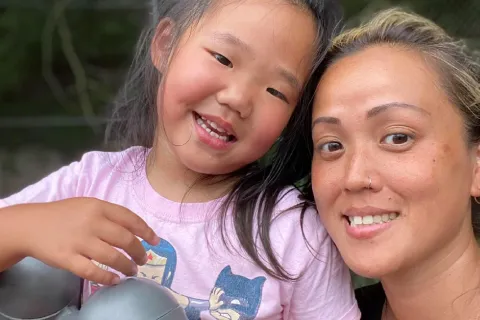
[
  {"xmin": 105, "ymin": 0, "xmax": 343, "ymax": 280},
  {"xmin": 312, "ymin": 8, "xmax": 480, "ymax": 236}
]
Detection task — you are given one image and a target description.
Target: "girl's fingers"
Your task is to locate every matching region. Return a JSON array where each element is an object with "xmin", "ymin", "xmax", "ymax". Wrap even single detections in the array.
[
  {"xmin": 103, "ymin": 202, "xmax": 160, "ymax": 246},
  {"xmin": 80, "ymin": 239, "xmax": 138, "ymax": 279},
  {"xmin": 93, "ymin": 219, "xmax": 147, "ymax": 266},
  {"xmin": 66, "ymin": 254, "xmax": 120, "ymax": 286}
]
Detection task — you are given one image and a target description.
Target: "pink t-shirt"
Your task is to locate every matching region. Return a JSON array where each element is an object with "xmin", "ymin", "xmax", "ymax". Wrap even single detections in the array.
[{"xmin": 0, "ymin": 147, "xmax": 360, "ymax": 319}]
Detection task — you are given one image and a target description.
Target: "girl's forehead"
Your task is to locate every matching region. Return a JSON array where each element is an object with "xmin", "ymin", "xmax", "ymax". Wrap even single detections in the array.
[
  {"xmin": 199, "ymin": 0, "xmax": 309, "ymax": 29},
  {"xmin": 190, "ymin": 0, "xmax": 316, "ymax": 54}
]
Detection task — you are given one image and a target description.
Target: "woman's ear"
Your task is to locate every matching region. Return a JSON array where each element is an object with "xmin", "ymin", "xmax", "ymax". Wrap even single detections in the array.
[
  {"xmin": 470, "ymin": 143, "xmax": 480, "ymax": 197},
  {"xmin": 151, "ymin": 18, "xmax": 175, "ymax": 72}
]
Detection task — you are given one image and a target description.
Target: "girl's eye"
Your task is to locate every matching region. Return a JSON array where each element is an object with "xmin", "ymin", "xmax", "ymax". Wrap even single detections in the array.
[
  {"xmin": 382, "ymin": 133, "xmax": 412, "ymax": 145},
  {"xmin": 266, "ymin": 88, "xmax": 289, "ymax": 103},
  {"xmin": 318, "ymin": 141, "xmax": 343, "ymax": 153},
  {"xmin": 213, "ymin": 53, "xmax": 233, "ymax": 68}
]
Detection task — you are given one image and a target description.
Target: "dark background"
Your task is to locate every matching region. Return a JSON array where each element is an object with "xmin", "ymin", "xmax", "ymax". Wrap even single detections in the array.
[{"xmin": 0, "ymin": 0, "xmax": 478, "ymax": 286}]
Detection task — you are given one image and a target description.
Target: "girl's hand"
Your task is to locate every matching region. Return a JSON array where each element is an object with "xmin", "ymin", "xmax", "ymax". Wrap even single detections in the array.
[{"xmin": 16, "ymin": 197, "xmax": 159, "ymax": 285}]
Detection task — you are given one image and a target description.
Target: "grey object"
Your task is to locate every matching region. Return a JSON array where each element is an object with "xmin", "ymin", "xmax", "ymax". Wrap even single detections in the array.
[
  {"xmin": 0, "ymin": 257, "xmax": 82, "ymax": 320},
  {"xmin": 62, "ymin": 277, "xmax": 188, "ymax": 320},
  {"xmin": 0, "ymin": 257, "xmax": 188, "ymax": 320}
]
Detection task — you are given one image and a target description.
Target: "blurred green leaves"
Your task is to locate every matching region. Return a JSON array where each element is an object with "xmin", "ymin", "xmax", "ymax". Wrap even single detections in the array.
[{"xmin": 0, "ymin": 1, "xmax": 143, "ymax": 118}]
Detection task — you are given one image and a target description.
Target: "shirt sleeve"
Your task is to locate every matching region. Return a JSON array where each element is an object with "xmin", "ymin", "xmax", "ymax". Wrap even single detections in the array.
[
  {"xmin": 288, "ymin": 217, "xmax": 360, "ymax": 320},
  {"xmin": 0, "ymin": 152, "xmax": 92, "ymax": 208},
  {"xmin": 271, "ymin": 193, "xmax": 361, "ymax": 320}
]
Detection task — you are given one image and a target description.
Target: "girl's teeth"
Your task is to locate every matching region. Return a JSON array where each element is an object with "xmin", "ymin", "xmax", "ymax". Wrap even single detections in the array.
[
  {"xmin": 201, "ymin": 123, "xmax": 212, "ymax": 133},
  {"xmin": 349, "ymin": 213, "xmax": 399, "ymax": 227},
  {"xmin": 196, "ymin": 117, "xmax": 228, "ymax": 141},
  {"xmin": 207, "ymin": 120, "xmax": 226, "ymax": 133}
]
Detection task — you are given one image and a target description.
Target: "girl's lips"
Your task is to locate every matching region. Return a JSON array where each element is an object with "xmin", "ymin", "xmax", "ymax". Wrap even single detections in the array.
[
  {"xmin": 194, "ymin": 111, "xmax": 236, "ymax": 137},
  {"xmin": 193, "ymin": 113, "xmax": 236, "ymax": 150}
]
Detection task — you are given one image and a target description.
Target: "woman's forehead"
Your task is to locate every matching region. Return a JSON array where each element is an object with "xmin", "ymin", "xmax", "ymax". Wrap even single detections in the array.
[{"xmin": 314, "ymin": 45, "xmax": 450, "ymax": 116}]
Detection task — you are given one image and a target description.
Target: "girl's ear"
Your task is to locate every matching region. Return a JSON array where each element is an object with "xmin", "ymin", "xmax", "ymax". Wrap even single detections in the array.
[
  {"xmin": 470, "ymin": 143, "xmax": 480, "ymax": 198},
  {"xmin": 151, "ymin": 18, "xmax": 175, "ymax": 72}
]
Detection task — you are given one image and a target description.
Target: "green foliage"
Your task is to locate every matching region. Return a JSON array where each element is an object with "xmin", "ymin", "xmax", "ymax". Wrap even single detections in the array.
[
  {"xmin": 0, "ymin": 7, "xmax": 45, "ymax": 100},
  {"xmin": 0, "ymin": 2, "xmax": 145, "ymax": 150},
  {"xmin": 0, "ymin": 8, "xmax": 136, "ymax": 107},
  {"xmin": 342, "ymin": 0, "xmax": 480, "ymax": 41}
]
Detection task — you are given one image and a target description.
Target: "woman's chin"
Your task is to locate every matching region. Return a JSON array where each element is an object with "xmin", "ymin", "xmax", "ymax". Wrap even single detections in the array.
[{"xmin": 344, "ymin": 254, "xmax": 399, "ymax": 280}]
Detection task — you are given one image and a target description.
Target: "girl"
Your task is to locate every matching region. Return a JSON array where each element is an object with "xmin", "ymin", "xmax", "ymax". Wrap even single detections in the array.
[
  {"xmin": 0, "ymin": 0, "xmax": 360, "ymax": 319},
  {"xmin": 311, "ymin": 8, "xmax": 480, "ymax": 320}
]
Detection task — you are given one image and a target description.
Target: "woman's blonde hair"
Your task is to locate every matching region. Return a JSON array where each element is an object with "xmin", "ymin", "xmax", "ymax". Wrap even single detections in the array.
[{"xmin": 321, "ymin": 8, "xmax": 480, "ymax": 235}]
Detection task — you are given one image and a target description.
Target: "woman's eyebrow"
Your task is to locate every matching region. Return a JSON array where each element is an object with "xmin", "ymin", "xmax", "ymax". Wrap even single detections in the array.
[
  {"xmin": 312, "ymin": 102, "xmax": 431, "ymax": 129},
  {"xmin": 366, "ymin": 102, "xmax": 431, "ymax": 118}
]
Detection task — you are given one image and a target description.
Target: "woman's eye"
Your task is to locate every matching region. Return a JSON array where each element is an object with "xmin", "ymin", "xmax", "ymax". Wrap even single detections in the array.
[
  {"xmin": 383, "ymin": 133, "xmax": 412, "ymax": 145},
  {"xmin": 318, "ymin": 141, "xmax": 343, "ymax": 153},
  {"xmin": 213, "ymin": 53, "xmax": 233, "ymax": 68},
  {"xmin": 266, "ymin": 88, "xmax": 289, "ymax": 103}
]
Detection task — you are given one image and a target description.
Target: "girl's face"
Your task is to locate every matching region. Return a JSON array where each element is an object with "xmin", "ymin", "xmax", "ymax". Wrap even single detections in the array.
[
  {"xmin": 311, "ymin": 45, "xmax": 480, "ymax": 279},
  {"xmin": 153, "ymin": 0, "xmax": 316, "ymax": 174}
]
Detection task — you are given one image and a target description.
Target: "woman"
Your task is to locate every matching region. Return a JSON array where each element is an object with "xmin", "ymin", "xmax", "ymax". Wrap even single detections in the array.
[{"xmin": 310, "ymin": 8, "xmax": 480, "ymax": 320}]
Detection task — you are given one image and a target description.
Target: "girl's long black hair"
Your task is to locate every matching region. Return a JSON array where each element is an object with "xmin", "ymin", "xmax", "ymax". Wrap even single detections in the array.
[{"xmin": 106, "ymin": 0, "xmax": 343, "ymax": 281}]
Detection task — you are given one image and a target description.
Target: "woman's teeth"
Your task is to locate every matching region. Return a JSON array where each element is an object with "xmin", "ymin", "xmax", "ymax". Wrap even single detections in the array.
[
  {"xmin": 348, "ymin": 213, "xmax": 399, "ymax": 227},
  {"xmin": 196, "ymin": 116, "xmax": 229, "ymax": 142}
]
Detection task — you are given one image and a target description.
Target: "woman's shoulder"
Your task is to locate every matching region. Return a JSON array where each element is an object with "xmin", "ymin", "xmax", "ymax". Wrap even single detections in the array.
[{"xmin": 355, "ymin": 282, "xmax": 385, "ymax": 320}]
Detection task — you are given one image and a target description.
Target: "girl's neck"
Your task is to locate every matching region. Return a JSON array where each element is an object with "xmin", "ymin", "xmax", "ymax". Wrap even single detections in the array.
[
  {"xmin": 381, "ymin": 229, "xmax": 480, "ymax": 320},
  {"xmin": 146, "ymin": 139, "xmax": 235, "ymax": 203}
]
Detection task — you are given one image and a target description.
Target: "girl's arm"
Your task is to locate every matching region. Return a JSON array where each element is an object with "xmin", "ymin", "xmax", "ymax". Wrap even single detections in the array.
[
  {"xmin": 0, "ymin": 151, "xmax": 103, "ymax": 273},
  {"xmin": 0, "ymin": 205, "xmax": 30, "ymax": 271},
  {"xmin": 0, "ymin": 156, "xmax": 84, "ymax": 272}
]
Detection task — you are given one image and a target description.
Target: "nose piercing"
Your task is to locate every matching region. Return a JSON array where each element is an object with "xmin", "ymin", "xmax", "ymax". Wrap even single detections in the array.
[{"xmin": 368, "ymin": 176, "xmax": 372, "ymax": 189}]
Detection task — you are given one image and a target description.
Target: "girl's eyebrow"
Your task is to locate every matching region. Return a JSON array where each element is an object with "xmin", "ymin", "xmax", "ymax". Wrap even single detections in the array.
[
  {"xmin": 276, "ymin": 65, "xmax": 300, "ymax": 91},
  {"xmin": 212, "ymin": 32, "xmax": 252, "ymax": 54}
]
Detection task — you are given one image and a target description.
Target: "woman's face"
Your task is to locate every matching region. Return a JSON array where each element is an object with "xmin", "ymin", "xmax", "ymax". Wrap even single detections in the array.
[{"xmin": 311, "ymin": 45, "xmax": 480, "ymax": 278}]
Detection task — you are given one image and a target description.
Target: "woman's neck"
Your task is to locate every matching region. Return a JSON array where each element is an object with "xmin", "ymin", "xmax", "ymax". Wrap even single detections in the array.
[
  {"xmin": 382, "ymin": 229, "xmax": 480, "ymax": 320},
  {"xmin": 146, "ymin": 139, "xmax": 235, "ymax": 203}
]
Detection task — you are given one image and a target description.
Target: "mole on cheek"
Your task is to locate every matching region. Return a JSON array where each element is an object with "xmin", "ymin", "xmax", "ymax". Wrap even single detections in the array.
[{"xmin": 442, "ymin": 143, "xmax": 451, "ymax": 155}]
